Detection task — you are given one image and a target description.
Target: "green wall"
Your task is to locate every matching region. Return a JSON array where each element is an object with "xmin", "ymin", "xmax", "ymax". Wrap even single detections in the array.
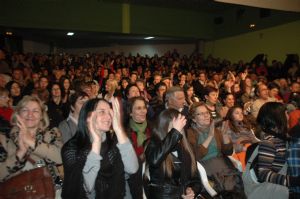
[
  {"xmin": 0, "ymin": 0, "xmax": 122, "ymax": 32},
  {"xmin": 0, "ymin": 0, "xmax": 214, "ymax": 38},
  {"xmin": 204, "ymin": 20, "xmax": 300, "ymax": 63},
  {"xmin": 130, "ymin": 5, "xmax": 213, "ymax": 39}
]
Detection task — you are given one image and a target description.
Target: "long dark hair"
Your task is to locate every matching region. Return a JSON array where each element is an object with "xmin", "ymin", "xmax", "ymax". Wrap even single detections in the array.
[
  {"xmin": 72, "ymin": 98, "xmax": 111, "ymax": 150},
  {"xmin": 49, "ymin": 82, "xmax": 65, "ymax": 100},
  {"xmin": 226, "ymin": 106, "xmax": 252, "ymax": 134},
  {"xmin": 257, "ymin": 102, "xmax": 288, "ymax": 140},
  {"xmin": 152, "ymin": 109, "xmax": 196, "ymax": 177},
  {"xmin": 60, "ymin": 76, "xmax": 72, "ymax": 99}
]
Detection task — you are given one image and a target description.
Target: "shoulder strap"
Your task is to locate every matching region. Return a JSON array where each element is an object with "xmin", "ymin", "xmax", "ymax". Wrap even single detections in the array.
[{"xmin": 247, "ymin": 145, "xmax": 259, "ymax": 165}]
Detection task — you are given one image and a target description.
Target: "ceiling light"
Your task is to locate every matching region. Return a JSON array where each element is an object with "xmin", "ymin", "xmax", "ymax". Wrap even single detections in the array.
[
  {"xmin": 144, "ymin": 36, "xmax": 154, "ymax": 40},
  {"xmin": 67, "ymin": 32, "xmax": 74, "ymax": 36},
  {"xmin": 5, "ymin": 31, "xmax": 13, "ymax": 35},
  {"xmin": 249, "ymin": 24, "xmax": 256, "ymax": 28}
]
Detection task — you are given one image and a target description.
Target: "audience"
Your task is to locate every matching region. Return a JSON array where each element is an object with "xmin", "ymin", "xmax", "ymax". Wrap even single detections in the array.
[{"xmin": 0, "ymin": 49, "xmax": 299, "ymax": 198}]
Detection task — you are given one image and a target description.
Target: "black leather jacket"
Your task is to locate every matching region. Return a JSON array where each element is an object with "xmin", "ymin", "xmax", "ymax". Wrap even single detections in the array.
[{"xmin": 145, "ymin": 128, "xmax": 201, "ymax": 199}]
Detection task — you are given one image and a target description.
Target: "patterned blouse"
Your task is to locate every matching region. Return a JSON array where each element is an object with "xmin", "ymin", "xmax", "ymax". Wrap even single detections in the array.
[{"xmin": 0, "ymin": 127, "xmax": 63, "ymax": 182}]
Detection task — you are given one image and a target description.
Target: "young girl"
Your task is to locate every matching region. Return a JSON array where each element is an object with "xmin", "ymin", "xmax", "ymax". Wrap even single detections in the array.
[{"xmin": 225, "ymin": 106, "xmax": 259, "ymax": 169}]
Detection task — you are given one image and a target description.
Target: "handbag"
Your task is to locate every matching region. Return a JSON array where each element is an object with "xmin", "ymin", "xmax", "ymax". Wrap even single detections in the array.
[
  {"xmin": 200, "ymin": 156, "xmax": 244, "ymax": 194},
  {"xmin": 0, "ymin": 166, "xmax": 55, "ymax": 199},
  {"xmin": 242, "ymin": 145, "xmax": 289, "ymax": 199}
]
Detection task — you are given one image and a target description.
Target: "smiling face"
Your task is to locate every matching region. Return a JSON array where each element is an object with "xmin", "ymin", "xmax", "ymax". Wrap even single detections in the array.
[
  {"xmin": 224, "ymin": 94, "xmax": 235, "ymax": 108},
  {"xmin": 193, "ymin": 105, "xmax": 211, "ymax": 127},
  {"xmin": 130, "ymin": 99, "xmax": 147, "ymax": 123},
  {"xmin": 93, "ymin": 101, "xmax": 112, "ymax": 132},
  {"xmin": 19, "ymin": 101, "xmax": 42, "ymax": 129}
]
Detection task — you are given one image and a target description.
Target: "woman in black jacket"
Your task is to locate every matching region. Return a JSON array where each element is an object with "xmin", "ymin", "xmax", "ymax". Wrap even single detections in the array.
[{"xmin": 145, "ymin": 108, "xmax": 201, "ymax": 199}]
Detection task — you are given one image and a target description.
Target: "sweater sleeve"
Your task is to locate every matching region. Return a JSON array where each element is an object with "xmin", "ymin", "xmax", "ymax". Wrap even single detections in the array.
[
  {"xmin": 0, "ymin": 135, "xmax": 26, "ymax": 181},
  {"xmin": 117, "ymin": 139, "xmax": 139, "ymax": 174},
  {"xmin": 59, "ymin": 121, "xmax": 72, "ymax": 144},
  {"xmin": 82, "ymin": 151, "xmax": 102, "ymax": 192},
  {"xmin": 257, "ymin": 140, "xmax": 289, "ymax": 186}
]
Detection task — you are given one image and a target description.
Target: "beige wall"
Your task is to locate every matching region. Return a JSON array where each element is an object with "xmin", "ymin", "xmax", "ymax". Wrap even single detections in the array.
[
  {"xmin": 204, "ymin": 20, "xmax": 300, "ymax": 63},
  {"xmin": 63, "ymin": 43, "xmax": 196, "ymax": 57}
]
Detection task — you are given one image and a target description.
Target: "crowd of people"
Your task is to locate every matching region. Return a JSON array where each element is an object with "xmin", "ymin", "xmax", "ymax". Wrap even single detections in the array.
[{"xmin": 0, "ymin": 47, "xmax": 300, "ymax": 199}]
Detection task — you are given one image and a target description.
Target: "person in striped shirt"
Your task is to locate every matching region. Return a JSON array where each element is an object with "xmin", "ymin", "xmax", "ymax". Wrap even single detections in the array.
[{"xmin": 256, "ymin": 102, "xmax": 300, "ymax": 198}]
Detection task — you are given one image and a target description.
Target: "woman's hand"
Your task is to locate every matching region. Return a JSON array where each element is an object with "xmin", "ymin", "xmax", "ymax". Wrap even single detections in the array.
[
  {"xmin": 88, "ymin": 111, "xmax": 102, "ymax": 154},
  {"xmin": 241, "ymin": 69, "xmax": 248, "ymax": 80},
  {"xmin": 16, "ymin": 115, "xmax": 35, "ymax": 149},
  {"xmin": 111, "ymin": 97, "xmax": 127, "ymax": 144},
  {"xmin": 208, "ymin": 120, "xmax": 215, "ymax": 138},
  {"xmin": 110, "ymin": 97, "xmax": 123, "ymax": 134},
  {"xmin": 182, "ymin": 187, "xmax": 195, "ymax": 199},
  {"xmin": 172, "ymin": 114, "xmax": 186, "ymax": 134},
  {"xmin": 16, "ymin": 132, "xmax": 28, "ymax": 160},
  {"xmin": 88, "ymin": 111, "xmax": 102, "ymax": 143},
  {"xmin": 221, "ymin": 120, "xmax": 231, "ymax": 144},
  {"xmin": 219, "ymin": 106, "xmax": 229, "ymax": 118}
]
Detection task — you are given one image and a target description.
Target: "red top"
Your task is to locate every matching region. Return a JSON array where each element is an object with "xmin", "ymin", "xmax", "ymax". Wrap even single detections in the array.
[
  {"xmin": 0, "ymin": 107, "xmax": 13, "ymax": 122},
  {"xmin": 130, "ymin": 128, "xmax": 151, "ymax": 157},
  {"xmin": 289, "ymin": 109, "xmax": 300, "ymax": 129}
]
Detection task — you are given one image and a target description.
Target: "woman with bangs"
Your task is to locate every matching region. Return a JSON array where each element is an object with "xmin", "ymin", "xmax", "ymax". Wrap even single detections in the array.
[
  {"xmin": 145, "ymin": 109, "xmax": 201, "ymax": 199},
  {"xmin": 61, "ymin": 98, "xmax": 138, "ymax": 199}
]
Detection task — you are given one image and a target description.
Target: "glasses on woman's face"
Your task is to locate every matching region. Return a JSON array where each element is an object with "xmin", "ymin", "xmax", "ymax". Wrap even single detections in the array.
[
  {"xmin": 195, "ymin": 111, "xmax": 210, "ymax": 117},
  {"xmin": 19, "ymin": 108, "xmax": 41, "ymax": 117},
  {"xmin": 0, "ymin": 95, "xmax": 9, "ymax": 99}
]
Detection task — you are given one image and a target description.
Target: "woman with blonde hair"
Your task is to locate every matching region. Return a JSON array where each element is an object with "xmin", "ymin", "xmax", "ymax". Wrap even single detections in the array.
[
  {"xmin": 103, "ymin": 79, "xmax": 119, "ymax": 102},
  {"xmin": 0, "ymin": 95, "xmax": 62, "ymax": 183}
]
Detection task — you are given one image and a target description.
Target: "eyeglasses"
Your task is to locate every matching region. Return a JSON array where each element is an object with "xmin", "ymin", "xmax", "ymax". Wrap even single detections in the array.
[
  {"xmin": 19, "ymin": 108, "xmax": 41, "ymax": 116},
  {"xmin": 195, "ymin": 111, "xmax": 210, "ymax": 117}
]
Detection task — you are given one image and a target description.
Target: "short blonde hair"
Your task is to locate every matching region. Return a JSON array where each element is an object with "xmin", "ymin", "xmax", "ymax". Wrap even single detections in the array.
[
  {"xmin": 11, "ymin": 95, "xmax": 49, "ymax": 131},
  {"xmin": 106, "ymin": 79, "xmax": 119, "ymax": 92}
]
